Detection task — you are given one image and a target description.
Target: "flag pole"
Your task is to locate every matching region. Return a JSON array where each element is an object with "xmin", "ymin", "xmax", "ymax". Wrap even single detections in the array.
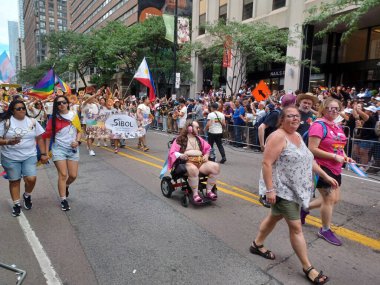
[{"xmin": 122, "ymin": 77, "xmax": 134, "ymax": 99}]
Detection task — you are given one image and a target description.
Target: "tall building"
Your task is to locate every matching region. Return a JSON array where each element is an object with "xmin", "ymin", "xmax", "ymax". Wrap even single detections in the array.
[
  {"xmin": 8, "ymin": 21, "xmax": 19, "ymax": 74},
  {"xmin": 24, "ymin": 0, "xmax": 70, "ymax": 66},
  {"xmin": 70, "ymin": 0, "xmax": 192, "ymax": 33},
  {"xmin": 191, "ymin": 0, "xmax": 380, "ymax": 95},
  {"xmin": 19, "ymin": 0, "xmax": 25, "ymax": 39}
]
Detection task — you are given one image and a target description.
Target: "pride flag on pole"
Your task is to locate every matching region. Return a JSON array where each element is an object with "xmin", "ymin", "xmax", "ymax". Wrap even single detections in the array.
[
  {"xmin": 0, "ymin": 51, "xmax": 16, "ymax": 82},
  {"xmin": 133, "ymin": 58, "xmax": 156, "ymax": 102},
  {"xmin": 55, "ymin": 75, "xmax": 72, "ymax": 94},
  {"xmin": 27, "ymin": 69, "xmax": 55, "ymax": 99}
]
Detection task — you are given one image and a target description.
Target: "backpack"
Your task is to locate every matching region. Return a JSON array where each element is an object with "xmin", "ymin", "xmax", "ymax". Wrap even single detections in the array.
[
  {"xmin": 302, "ymin": 121, "xmax": 328, "ymax": 146},
  {"xmin": 254, "ymin": 109, "xmax": 280, "ymax": 128}
]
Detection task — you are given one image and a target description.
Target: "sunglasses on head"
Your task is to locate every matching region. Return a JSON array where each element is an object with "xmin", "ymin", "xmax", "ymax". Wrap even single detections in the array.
[
  {"xmin": 57, "ymin": 101, "xmax": 68, "ymax": 106},
  {"xmin": 14, "ymin": 107, "xmax": 26, "ymax": 111}
]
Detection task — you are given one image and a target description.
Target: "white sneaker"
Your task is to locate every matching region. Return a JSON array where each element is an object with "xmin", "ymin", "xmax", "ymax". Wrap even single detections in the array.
[
  {"xmin": 89, "ymin": 150, "xmax": 96, "ymax": 156},
  {"xmin": 96, "ymin": 142, "xmax": 101, "ymax": 147},
  {"xmin": 103, "ymin": 142, "xmax": 108, "ymax": 147}
]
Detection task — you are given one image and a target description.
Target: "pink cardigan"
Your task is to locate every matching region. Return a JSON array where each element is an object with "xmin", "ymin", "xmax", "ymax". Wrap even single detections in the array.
[{"xmin": 168, "ymin": 136, "xmax": 211, "ymax": 169}]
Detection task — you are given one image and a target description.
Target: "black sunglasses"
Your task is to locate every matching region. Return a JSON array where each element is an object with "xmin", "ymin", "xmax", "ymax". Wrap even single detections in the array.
[
  {"xmin": 14, "ymin": 107, "xmax": 26, "ymax": 111},
  {"xmin": 57, "ymin": 101, "xmax": 68, "ymax": 106}
]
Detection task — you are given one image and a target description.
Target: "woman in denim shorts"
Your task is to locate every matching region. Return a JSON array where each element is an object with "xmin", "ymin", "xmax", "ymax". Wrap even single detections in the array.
[
  {"xmin": 43, "ymin": 96, "xmax": 82, "ymax": 211},
  {"xmin": 0, "ymin": 100, "xmax": 48, "ymax": 217}
]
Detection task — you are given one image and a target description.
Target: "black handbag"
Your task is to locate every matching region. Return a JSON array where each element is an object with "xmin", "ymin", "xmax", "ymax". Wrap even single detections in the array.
[{"xmin": 173, "ymin": 159, "xmax": 187, "ymax": 176}]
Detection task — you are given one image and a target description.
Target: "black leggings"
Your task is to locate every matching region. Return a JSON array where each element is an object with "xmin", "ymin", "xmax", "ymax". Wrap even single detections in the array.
[{"xmin": 208, "ymin": 133, "xmax": 226, "ymax": 159}]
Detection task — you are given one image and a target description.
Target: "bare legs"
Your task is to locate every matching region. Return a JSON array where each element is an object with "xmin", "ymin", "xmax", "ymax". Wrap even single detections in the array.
[{"xmin": 53, "ymin": 160, "xmax": 78, "ymax": 198}]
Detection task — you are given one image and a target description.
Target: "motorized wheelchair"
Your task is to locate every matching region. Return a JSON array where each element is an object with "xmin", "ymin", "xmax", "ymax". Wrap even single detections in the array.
[{"xmin": 160, "ymin": 138, "xmax": 217, "ymax": 207}]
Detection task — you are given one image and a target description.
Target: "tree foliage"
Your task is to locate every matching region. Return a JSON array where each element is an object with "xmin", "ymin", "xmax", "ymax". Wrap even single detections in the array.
[
  {"xmin": 201, "ymin": 21, "xmax": 295, "ymax": 95},
  {"xmin": 305, "ymin": 0, "xmax": 380, "ymax": 41},
  {"xmin": 18, "ymin": 17, "xmax": 194, "ymax": 96}
]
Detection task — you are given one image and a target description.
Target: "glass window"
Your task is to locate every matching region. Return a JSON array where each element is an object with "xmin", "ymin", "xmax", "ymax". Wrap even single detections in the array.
[
  {"xmin": 272, "ymin": 0, "xmax": 286, "ymax": 10},
  {"xmin": 311, "ymin": 35, "xmax": 328, "ymax": 65},
  {"xmin": 219, "ymin": 4, "xmax": 227, "ymax": 22},
  {"xmin": 338, "ymin": 29, "xmax": 367, "ymax": 63},
  {"xmin": 369, "ymin": 26, "xmax": 380, "ymax": 59},
  {"xmin": 242, "ymin": 0, "xmax": 253, "ymax": 20},
  {"xmin": 199, "ymin": 14, "xmax": 206, "ymax": 35}
]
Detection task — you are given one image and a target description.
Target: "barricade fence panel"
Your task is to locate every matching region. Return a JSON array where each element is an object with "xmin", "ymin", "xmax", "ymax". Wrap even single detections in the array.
[{"xmin": 150, "ymin": 118, "xmax": 379, "ymax": 173}]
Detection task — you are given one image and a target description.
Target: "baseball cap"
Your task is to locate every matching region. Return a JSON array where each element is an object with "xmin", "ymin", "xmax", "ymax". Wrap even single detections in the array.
[
  {"xmin": 364, "ymin": 105, "xmax": 377, "ymax": 113},
  {"xmin": 267, "ymin": 103, "xmax": 275, "ymax": 110}
]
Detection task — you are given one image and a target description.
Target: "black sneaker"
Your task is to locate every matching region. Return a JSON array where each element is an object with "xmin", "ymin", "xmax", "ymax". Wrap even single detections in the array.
[
  {"xmin": 61, "ymin": 199, "xmax": 71, "ymax": 211},
  {"xmin": 23, "ymin": 193, "xmax": 32, "ymax": 210},
  {"xmin": 12, "ymin": 204, "xmax": 21, "ymax": 217}
]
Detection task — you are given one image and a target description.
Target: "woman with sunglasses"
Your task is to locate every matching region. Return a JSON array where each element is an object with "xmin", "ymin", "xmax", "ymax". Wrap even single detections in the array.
[
  {"xmin": 251, "ymin": 106, "xmax": 336, "ymax": 284},
  {"xmin": 303, "ymin": 98, "xmax": 354, "ymax": 246},
  {"xmin": 0, "ymin": 100, "xmax": 47, "ymax": 217},
  {"xmin": 43, "ymin": 96, "xmax": 82, "ymax": 211}
]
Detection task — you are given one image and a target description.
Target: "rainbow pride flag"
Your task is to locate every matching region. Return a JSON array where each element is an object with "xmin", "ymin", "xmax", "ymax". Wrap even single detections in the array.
[
  {"xmin": 55, "ymin": 76, "xmax": 72, "ymax": 95},
  {"xmin": 27, "ymin": 69, "xmax": 55, "ymax": 99}
]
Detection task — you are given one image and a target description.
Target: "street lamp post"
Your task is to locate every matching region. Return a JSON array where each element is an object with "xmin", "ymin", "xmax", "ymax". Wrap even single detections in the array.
[{"xmin": 172, "ymin": 0, "xmax": 179, "ymax": 97}]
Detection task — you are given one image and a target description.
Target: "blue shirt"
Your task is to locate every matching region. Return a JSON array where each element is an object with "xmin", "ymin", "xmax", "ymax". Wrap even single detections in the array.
[{"xmin": 233, "ymin": 106, "xmax": 245, "ymax": 125}]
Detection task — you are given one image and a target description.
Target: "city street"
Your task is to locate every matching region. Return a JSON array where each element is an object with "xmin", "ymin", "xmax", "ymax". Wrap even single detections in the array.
[{"xmin": 1, "ymin": 131, "xmax": 379, "ymax": 285}]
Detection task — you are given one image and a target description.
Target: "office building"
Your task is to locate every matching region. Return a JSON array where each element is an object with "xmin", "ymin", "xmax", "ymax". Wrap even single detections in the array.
[
  {"xmin": 8, "ymin": 21, "xmax": 19, "ymax": 73},
  {"xmin": 24, "ymin": 0, "xmax": 70, "ymax": 66},
  {"xmin": 191, "ymin": 0, "xmax": 380, "ymax": 95}
]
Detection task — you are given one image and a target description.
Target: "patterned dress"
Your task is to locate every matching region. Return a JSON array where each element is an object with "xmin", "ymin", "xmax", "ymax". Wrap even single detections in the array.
[{"xmin": 259, "ymin": 134, "xmax": 314, "ymax": 209}]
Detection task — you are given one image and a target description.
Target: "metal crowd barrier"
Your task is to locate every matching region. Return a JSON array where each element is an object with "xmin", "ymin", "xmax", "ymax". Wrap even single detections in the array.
[
  {"xmin": 152, "ymin": 117, "xmax": 379, "ymax": 174},
  {"xmin": 0, "ymin": 262, "xmax": 27, "ymax": 284}
]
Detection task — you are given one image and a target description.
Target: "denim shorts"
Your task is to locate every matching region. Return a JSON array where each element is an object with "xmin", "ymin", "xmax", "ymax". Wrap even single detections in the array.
[
  {"xmin": 1, "ymin": 155, "xmax": 37, "ymax": 181},
  {"xmin": 358, "ymin": 141, "xmax": 374, "ymax": 149},
  {"xmin": 52, "ymin": 144, "xmax": 80, "ymax": 162}
]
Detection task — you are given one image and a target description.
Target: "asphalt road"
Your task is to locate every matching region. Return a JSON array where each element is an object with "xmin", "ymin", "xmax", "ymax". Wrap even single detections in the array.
[{"xmin": 1, "ymin": 130, "xmax": 379, "ymax": 285}]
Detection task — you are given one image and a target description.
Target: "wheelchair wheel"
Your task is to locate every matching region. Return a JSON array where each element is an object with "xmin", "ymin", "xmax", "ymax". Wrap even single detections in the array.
[
  {"xmin": 212, "ymin": 185, "xmax": 217, "ymax": 195},
  {"xmin": 181, "ymin": 195, "xmax": 189, "ymax": 207},
  {"xmin": 161, "ymin": 176, "xmax": 174, "ymax": 198}
]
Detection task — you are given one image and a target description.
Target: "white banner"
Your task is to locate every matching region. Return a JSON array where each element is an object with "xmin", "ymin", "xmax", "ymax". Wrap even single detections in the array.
[{"xmin": 105, "ymin": 114, "xmax": 145, "ymax": 139}]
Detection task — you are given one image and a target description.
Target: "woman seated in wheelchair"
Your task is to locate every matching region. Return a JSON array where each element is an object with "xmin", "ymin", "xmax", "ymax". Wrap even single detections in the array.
[{"xmin": 168, "ymin": 121, "xmax": 220, "ymax": 204}]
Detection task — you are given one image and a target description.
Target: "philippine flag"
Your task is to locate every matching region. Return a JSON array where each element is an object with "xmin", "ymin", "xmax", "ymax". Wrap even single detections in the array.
[{"xmin": 133, "ymin": 57, "xmax": 156, "ymax": 102}]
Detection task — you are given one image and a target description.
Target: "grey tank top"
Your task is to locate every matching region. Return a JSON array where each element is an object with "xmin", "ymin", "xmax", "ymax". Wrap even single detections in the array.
[{"xmin": 259, "ymin": 133, "xmax": 314, "ymax": 209}]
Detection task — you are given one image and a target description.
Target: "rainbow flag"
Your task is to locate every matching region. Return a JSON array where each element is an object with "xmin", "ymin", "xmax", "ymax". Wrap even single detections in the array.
[
  {"xmin": 27, "ymin": 69, "xmax": 55, "ymax": 99},
  {"xmin": 55, "ymin": 75, "xmax": 72, "ymax": 95}
]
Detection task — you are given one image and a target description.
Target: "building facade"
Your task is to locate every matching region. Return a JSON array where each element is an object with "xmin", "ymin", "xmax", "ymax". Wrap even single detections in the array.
[
  {"xmin": 8, "ymin": 21, "xmax": 19, "ymax": 75},
  {"xmin": 23, "ymin": 0, "xmax": 70, "ymax": 66},
  {"xmin": 190, "ymin": 0, "xmax": 380, "ymax": 95}
]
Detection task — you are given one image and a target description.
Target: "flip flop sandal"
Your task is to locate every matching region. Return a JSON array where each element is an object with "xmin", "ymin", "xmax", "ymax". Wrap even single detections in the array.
[
  {"xmin": 193, "ymin": 194, "xmax": 203, "ymax": 204},
  {"xmin": 206, "ymin": 191, "xmax": 217, "ymax": 201},
  {"xmin": 303, "ymin": 266, "xmax": 329, "ymax": 284},
  {"xmin": 249, "ymin": 241, "xmax": 275, "ymax": 260}
]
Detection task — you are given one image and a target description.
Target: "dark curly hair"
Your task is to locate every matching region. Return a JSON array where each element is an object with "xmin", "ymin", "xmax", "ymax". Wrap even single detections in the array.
[{"xmin": 0, "ymin": 100, "xmax": 30, "ymax": 122}]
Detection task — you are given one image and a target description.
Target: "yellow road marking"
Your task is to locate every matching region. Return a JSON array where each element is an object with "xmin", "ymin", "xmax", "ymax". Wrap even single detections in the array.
[{"xmin": 102, "ymin": 146, "xmax": 380, "ymax": 250}]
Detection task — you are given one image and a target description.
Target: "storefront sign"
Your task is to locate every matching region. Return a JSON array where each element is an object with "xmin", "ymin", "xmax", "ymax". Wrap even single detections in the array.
[{"xmin": 270, "ymin": 70, "xmax": 285, "ymax": 77}]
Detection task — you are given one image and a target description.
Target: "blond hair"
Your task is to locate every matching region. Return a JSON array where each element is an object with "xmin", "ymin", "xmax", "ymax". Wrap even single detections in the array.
[{"xmin": 318, "ymin": 97, "xmax": 342, "ymax": 118}]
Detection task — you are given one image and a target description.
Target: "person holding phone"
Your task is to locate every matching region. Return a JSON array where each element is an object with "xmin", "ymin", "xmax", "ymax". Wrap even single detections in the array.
[{"xmin": 0, "ymin": 100, "xmax": 47, "ymax": 217}]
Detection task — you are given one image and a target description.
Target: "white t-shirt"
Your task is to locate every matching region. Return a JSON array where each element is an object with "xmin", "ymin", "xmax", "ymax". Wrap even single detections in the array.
[
  {"xmin": 207, "ymin": 111, "xmax": 225, "ymax": 134},
  {"xmin": 55, "ymin": 111, "xmax": 78, "ymax": 148},
  {"xmin": 178, "ymin": 106, "xmax": 187, "ymax": 128},
  {"xmin": 137, "ymin": 104, "xmax": 151, "ymax": 126},
  {"xmin": 44, "ymin": 102, "xmax": 53, "ymax": 115},
  {"xmin": 256, "ymin": 109, "xmax": 266, "ymax": 121},
  {"xmin": 0, "ymin": 116, "xmax": 45, "ymax": 161},
  {"xmin": 30, "ymin": 107, "xmax": 46, "ymax": 122},
  {"xmin": 82, "ymin": 103, "xmax": 99, "ymax": 124}
]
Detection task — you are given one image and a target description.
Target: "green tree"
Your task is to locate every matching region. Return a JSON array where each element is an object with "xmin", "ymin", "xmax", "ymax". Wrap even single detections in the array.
[
  {"xmin": 202, "ymin": 21, "xmax": 294, "ymax": 95},
  {"xmin": 46, "ymin": 31, "xmax": 96, "ymax": 88},
  {"xmin": 306, "ymin": 0, "xmax": 380, "ymax": 41}
]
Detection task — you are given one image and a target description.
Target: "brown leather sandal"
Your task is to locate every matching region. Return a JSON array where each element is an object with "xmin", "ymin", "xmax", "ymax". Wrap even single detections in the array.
[
  {"xmin": 249, "ymin": 241, "xmax": 275, "ymax": 260},
  {"xmin": 303, "ymin": 266, "xmax": 329, "ymax": 284}
]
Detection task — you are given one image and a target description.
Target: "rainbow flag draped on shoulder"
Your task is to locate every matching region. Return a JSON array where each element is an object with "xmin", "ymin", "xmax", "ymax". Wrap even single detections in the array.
[{"xmin": 27, "ymin": 68, "xmax": 55, "ymax": 99}]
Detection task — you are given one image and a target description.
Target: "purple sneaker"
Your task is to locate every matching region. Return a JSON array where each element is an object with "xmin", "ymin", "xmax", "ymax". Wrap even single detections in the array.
[
  {"xmin": 318, "ymin": 228, "xmax": 342, "ymax": 246},
  {"xmin": 300, "ymin": 208, "xmax": 309, "ymax": 225}
]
